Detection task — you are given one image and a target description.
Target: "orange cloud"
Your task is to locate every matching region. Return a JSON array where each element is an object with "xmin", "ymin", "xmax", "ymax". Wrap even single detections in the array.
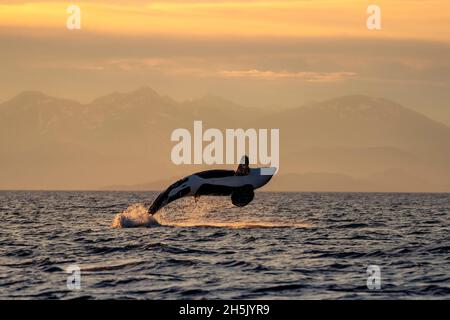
[
  {"xmin": 218, "ymin": 70, "xmax": 356, "ymax": 82},
  {"xmin": 0, "ymin": 1, "xmax": 449, "ymax": 41}
]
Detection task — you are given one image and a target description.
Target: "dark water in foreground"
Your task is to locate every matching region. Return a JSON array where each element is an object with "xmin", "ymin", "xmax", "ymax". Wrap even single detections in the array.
[{"xmin": 0, "ymin": 191, "xmax": 449, "ymax": 299}]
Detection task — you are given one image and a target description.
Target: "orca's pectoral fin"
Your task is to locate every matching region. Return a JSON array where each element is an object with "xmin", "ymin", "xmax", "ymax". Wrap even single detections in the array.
[{"xmin": 231, "ymin": 185, "xmax": 254, "ymax": 207}]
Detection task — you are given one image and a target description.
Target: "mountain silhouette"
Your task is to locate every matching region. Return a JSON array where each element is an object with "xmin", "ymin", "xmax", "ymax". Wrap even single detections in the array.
[{"xmin": 1, "ymin": 89, "xmax": 449, "ymax": 191}]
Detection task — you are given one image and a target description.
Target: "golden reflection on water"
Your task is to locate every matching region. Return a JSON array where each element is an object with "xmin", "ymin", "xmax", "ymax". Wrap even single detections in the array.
[{"xmin": 113, "ymin": 202, "xmax": 312, "ymax": 229}]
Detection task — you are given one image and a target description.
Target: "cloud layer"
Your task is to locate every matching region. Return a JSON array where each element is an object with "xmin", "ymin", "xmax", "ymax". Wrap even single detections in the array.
[{"xmin": 0, "ymin": 1, "xmax": 449, "ymax": 123}]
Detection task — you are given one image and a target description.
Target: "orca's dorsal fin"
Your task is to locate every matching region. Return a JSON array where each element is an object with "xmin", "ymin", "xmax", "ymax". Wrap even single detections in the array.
[{"xmin": 235, "ymin": 155, "xmax": 250, "ymax": 176}]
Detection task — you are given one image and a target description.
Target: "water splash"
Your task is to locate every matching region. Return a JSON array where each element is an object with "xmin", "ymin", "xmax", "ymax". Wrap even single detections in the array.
[{"xmin": 111, "ymin": 203, "xmax": 160, "ymax": 228}]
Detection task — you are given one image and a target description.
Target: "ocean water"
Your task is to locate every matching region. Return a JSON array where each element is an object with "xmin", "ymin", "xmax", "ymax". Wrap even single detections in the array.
[{"xmin": 0, "ymin": 191, "xmax": 449, "ymax": 299}]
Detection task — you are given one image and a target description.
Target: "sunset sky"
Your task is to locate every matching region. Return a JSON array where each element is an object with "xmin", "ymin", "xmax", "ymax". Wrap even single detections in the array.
[{"xmin": 1, "ymin": 0, "xmax": 450, "ymax": 123}]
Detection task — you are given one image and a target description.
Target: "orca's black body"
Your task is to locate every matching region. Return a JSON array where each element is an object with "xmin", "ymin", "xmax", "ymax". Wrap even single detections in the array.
[{"xmin": 148, "ymin": 158, "xmax": 275, "ymax": 214}]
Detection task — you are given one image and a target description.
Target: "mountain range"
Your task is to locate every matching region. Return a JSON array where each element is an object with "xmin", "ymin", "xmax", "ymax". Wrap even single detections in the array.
[{"xmin": 1, "ymin": 87, "xmax": 449, "ymax": 192}]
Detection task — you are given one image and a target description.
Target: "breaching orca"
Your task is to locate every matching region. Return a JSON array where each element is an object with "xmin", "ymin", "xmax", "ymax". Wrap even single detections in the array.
[{"xmin": 148, "ymin": 156, "xmax": 276, "ymax": 214}]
